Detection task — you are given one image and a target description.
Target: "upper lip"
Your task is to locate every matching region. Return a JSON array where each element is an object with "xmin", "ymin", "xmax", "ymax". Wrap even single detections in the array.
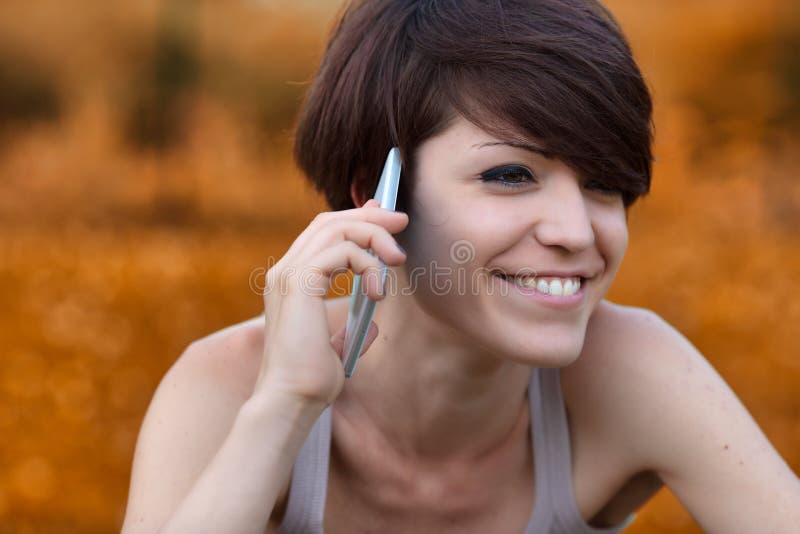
[{"xmin": 491, "ymin": 268, "xmax": 595, "ymax": 279}]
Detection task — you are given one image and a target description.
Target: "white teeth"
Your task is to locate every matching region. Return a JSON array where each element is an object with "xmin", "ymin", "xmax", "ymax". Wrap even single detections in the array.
[
  {"xmin": 504, "ymin": 275, "xmax": 582, "ymax": 296},
  {"xmin": 549, "ymin": 279, "xmax": 564, "ymax": 296},
  {"xmin": 536, "ymin": 279, "xmax": 550, "ymax": 294}
]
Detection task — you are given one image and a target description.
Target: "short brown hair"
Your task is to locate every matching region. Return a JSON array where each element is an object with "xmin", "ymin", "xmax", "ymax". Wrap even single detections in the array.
[{"xmin": 294, "ymin": 0, "xmax": 654, "ymax": 212}]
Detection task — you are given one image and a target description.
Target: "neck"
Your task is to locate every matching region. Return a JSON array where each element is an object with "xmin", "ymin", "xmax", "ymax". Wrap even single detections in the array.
[{"xmin": 339, "ymin": 290, "xmax": 533, "ymax": 463}]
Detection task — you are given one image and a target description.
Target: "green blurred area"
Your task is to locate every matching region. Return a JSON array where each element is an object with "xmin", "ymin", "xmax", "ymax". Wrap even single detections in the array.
[{"xmin": 0, "ymin": 1, "xmax": 798, "ymax": 532}]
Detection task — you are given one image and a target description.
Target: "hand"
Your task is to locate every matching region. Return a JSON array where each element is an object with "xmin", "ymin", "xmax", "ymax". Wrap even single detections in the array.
[{"xmin": 255, "ymin": 199, "xmax": 408, "ymax": 407}]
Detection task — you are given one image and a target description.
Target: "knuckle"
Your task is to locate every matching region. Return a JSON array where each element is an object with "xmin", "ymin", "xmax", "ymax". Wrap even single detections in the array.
[
  {"xmin": 265, "ymin": 266, "xmax": 280, "ymax": 285},
  {"xmin": 323, "ymin": 220, "xmax": 349, "ymax": 240},
  {"xmin": 312, "ymin": 211, "xmax": 333, "ymax": 226},
  {"xmin": 366, "ymin": 254, "xmax": 383, "ymax": 270},
  {"xmin": 378, "ymin": 226, "xmax": 395, "ymax": 242},
  {"xmin": 341, "ymin": 240, "xmax": 363, "ymax": 255}
]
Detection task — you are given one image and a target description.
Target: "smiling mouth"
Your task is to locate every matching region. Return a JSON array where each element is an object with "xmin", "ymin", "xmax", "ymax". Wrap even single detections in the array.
[{"xmin": 490, "ymin": 271, "xmax": 587, "ymax": 296}]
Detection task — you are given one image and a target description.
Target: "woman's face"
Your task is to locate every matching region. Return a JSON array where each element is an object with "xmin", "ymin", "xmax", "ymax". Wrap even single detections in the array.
[{"xmin": 396, "ymin": 115, "xmax": 629, "ymax": 367}]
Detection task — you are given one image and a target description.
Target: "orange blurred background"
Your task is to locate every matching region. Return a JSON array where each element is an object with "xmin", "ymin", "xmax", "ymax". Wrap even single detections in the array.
[{"xmin": 0, "ymin": 1, "xmax": 798, "ymax": 532}]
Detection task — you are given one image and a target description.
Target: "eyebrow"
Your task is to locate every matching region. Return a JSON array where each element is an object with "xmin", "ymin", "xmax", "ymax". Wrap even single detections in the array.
[{"xmin": 472, "ymin": 141, "xmax": 555, "ymax": 160}]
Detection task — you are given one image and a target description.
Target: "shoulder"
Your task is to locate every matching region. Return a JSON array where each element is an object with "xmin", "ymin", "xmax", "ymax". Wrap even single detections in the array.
[
  {"xmin": 148, "ymin": 314, "xmax": 267, "ymax": 417},
  {"xmin": 583, "ymin": 299, "xmax": 687, "ymax": 378},
  {"xmin": 174, "ymin": 315, "xmax": 266, "ymax": 400},
  {"xmin": 123, "ymin": 299, "xmax": 350, "ymax": 532},
  {"xmin": 169, "ymin": 295, "xmax": 349, "ymax": 401},
  {"xmin": 157, "ymin": 294, "xmax": 349, "ymax": 411},
  {"xmin": 562, "ymin": 300, "xmax": 676, "ymax": 424},
  {"xmin": 149, "ymin": 313, "xmax": 269, "ymax": 441},
  {"xmin": 122, "ymin": 315, "xmax": 266, "ymax": 532},
  {"xmin": 563, "ymin": 300, "xmax": 800, "ymax": 531},
  {"xmin": 564, "ymin": 298, "xmax": 695, "ymax": 390},
  {"xmin": 563, "ymin": 298, "xmax": 740, "ymax": 469}
]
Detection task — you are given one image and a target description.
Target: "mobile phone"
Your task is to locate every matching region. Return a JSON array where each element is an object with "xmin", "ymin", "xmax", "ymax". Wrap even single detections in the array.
[{"xmin": 342, "ymin": 147, "xmax": 402, "ymax": 377}]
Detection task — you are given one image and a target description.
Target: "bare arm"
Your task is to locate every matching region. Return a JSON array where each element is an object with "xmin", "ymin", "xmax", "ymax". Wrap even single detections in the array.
[
  {"xmin": 586, "ymin": 307, "xmax": 800, "ymax": 533},
  {"xmin": 641, "ymin": 314, "xmax": 800, "ymax": 532},
  {"xmin": 160, "ymin": 390, "xmax": 323, "ymax": 533},
  {"xmin": 121, "ymin": 336, "xmax": 324, "ymax": 534},
  {"xmin": 121, "ymin": 200, "xmax": 408, "ymax": 533}
]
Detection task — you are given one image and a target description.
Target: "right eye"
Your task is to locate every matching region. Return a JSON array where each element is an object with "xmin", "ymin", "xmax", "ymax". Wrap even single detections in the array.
[
  {"xmin": 479, "ymin": 165, "xmax": 536, "ymax": 190},
  {"xmin": 584, "ymin": 180, "xmax": 624, "ymax": 197}
]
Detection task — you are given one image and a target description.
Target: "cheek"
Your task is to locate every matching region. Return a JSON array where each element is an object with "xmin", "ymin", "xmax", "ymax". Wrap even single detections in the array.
[
  {"xmin": 594, "ymin": 212, "xmax": 629, "ymax": 270},
  {"xmin": 606, "ymin": 214, "xmax": 629, "ymax": 255},
  {"xmin": 404, "ymin": 196, "xmax": 501, "ymax": 272}
]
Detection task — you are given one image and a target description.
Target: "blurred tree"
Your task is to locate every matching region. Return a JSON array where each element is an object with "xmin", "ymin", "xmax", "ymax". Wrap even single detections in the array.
[
  {"xmin": 0, "ymin": 49, "xmax": 61, "ymax": 140},
  {"xmin": 123, "ymin": 0, "xmax": 199, "ymax": 152}
]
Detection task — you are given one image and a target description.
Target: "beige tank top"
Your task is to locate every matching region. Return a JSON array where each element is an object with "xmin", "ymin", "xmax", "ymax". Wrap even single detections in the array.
[{"xmin": 277, "ymin": 367, "xmax": 636, "ymax": 533}]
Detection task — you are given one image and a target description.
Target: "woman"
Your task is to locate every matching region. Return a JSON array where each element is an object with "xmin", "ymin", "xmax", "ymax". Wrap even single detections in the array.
[{"xmin": 121, "ymin": 1, "xmax": 800, "ymax": 532}]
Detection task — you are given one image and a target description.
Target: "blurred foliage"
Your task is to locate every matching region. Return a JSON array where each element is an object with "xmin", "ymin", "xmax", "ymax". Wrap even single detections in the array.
[
  {"xmin": 123, "ymin": 1, "xmax": 200, "ymax": 151},
  {"xmin": 0, "ymin": 50, "xmax": 61, "ymax": 139},
  {"xmin": 682, "ymin": 2, "xmax": 800, "ymax": 158},
  {"xmin": 0, "ymin": 1, "xmax": 797, "ymax": 533}
]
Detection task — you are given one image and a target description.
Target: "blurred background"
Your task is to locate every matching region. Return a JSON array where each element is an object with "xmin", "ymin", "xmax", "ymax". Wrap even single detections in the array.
[{"xmin": 0, "ymin": 0, "xmax": 798, "ymax": 532}]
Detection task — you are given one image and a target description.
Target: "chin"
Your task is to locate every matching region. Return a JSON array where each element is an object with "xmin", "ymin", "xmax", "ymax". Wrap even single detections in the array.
[{"xmin": 488, "ymin": 329, "xmax": 587, "ymax": 368}]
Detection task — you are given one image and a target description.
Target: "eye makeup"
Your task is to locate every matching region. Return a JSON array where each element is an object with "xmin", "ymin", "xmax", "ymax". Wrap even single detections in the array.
[
  {"xmin": 479, "ymin": 164, "xmax": 535, "ymax": 189},
  {"xmin": 480, "ymin": 164, "xmax": 625, "ymax": 197}
]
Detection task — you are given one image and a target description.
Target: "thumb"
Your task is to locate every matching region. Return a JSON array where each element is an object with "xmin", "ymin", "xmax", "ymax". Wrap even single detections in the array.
[{"xmin": 331, "ymin": 321, "xmax": 380, "ymax": 360}]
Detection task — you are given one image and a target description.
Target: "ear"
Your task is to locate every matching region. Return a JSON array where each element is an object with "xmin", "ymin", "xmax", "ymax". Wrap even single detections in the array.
[{"xmin": 350, "ymin": 181, "xmax": 368, "ymax": 208}]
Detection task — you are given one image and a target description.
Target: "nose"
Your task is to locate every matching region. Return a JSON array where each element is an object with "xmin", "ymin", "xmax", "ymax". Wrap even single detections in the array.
[{"xmin": 532, "ymin": 174, "xmax": 595, "ymax": 252}]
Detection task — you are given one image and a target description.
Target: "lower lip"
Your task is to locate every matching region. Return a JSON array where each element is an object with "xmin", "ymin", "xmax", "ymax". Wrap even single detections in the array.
[{"xmin": 493, "ymin": 275, "xmax": 587, "ymax": 309}]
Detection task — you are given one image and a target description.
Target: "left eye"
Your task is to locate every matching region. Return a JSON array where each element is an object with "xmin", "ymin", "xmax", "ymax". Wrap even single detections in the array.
[{"xmin": 479, "ymin": 165, "xmax": 534, "ymax": 189}]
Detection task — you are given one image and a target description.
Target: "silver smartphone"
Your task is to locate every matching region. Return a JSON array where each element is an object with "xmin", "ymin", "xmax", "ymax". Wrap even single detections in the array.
[{"xmin": 342, "ymin": 147, "xmax": 402, "ymax": 377}]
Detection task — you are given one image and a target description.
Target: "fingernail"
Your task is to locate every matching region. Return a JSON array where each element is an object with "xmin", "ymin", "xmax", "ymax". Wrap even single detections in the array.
[{"xmin": 396, "ymin": 243, "xmax": 406, "ymax": 255}]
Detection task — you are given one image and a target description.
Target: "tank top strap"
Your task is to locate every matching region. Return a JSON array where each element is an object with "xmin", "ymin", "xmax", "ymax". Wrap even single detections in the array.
[
  {"xmin": 535, "ymin": 367, "xmax": 634, "ymax": 533},
  {"xmin": 276, "ymin": 405, "xmax": 331, "ymax": 534},
  {"xmin": 523, "ymin": 366, "xmax": 556, "ymax": 533},
  {"xmin": 277, "ymin": 369, "xmax": 634, "ymax": 534}
]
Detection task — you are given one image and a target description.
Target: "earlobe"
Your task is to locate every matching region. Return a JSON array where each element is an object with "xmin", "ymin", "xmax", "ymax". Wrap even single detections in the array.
[{"xmin": 350, "ymin": 181, "xmax": 367, "ymax": 207}]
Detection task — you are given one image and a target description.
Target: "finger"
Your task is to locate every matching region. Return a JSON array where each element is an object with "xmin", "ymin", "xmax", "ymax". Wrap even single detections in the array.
[
  {"xmin": 294, "ymin": 219, "xmax": 407, "ymax": 268},
  {"xmin": 282, "ymin": 205, "xmax": 408, "ymax": 265},
  {"xmin": 330, "ymin": 321, "xmax": 379, "ymax": 359},
  {"xmin": 330, "ymin": 324, "xmax": 346, "ymax": 357},
  {"xmin": 360, "ymin": 320, "xmax": 379, "ymax": 355},
  {"xmin": 307, "ymin": 207, "xmax": 407, "ymax": 250},
  {"xmin": 289, "ymin": 241, "xmax": 385, "ymax": 300}
]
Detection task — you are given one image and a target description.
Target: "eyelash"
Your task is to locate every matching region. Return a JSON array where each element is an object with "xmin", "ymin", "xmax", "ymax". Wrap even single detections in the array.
[
  {"xmin": 479, "ymin": 165, "xmax": 623, "ymax": 196},
  {"xmin": 479, "ymin": 165, "xmax": 534, "ymax": 189}
]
